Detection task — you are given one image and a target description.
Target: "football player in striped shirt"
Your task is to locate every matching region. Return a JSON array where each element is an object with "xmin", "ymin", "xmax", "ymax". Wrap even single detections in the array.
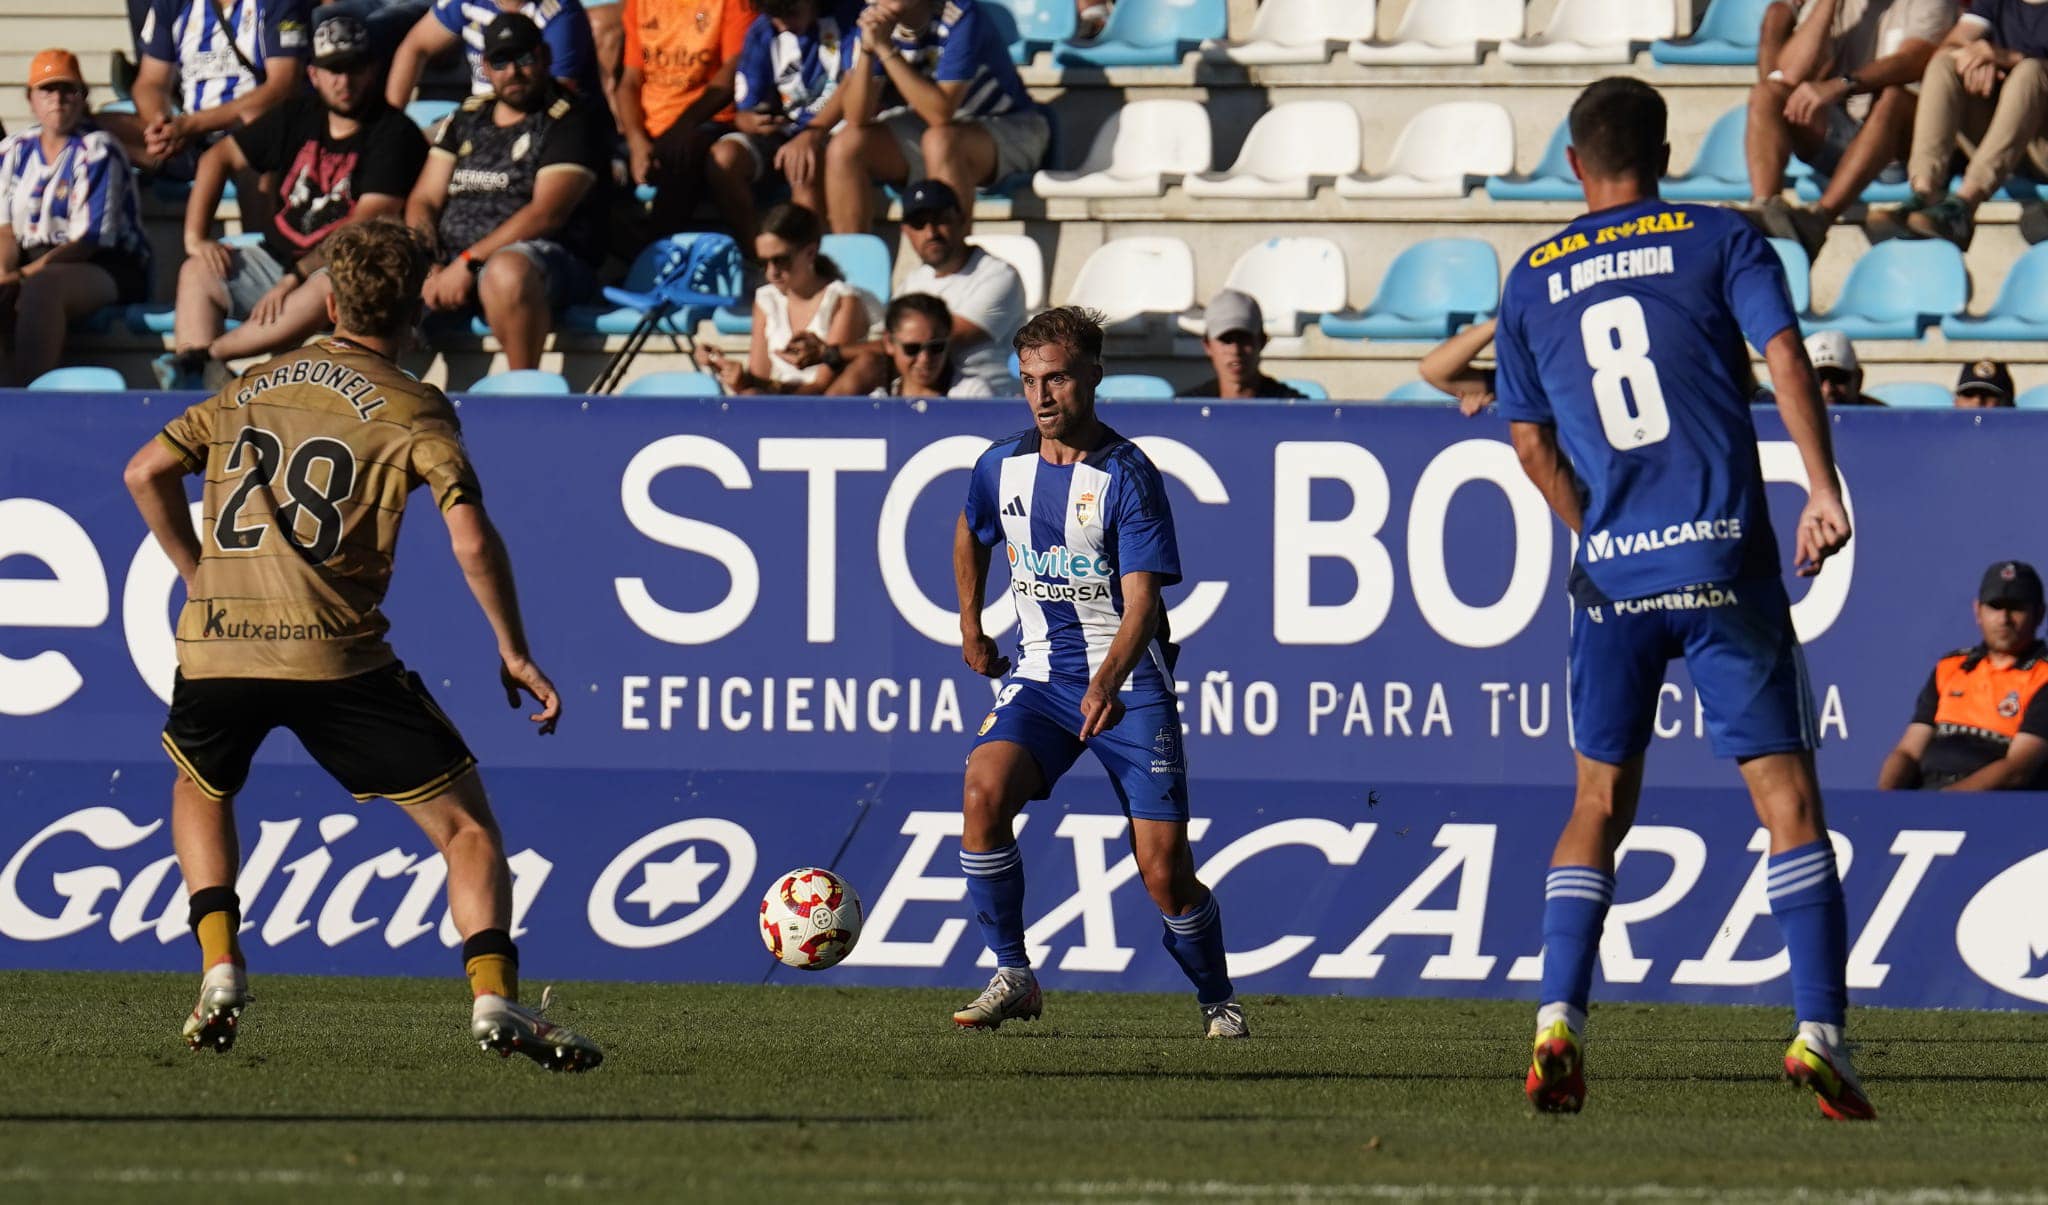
[{"xmin": 950, "ymin": 307, "xmax": 1244, "ymax": 1038}]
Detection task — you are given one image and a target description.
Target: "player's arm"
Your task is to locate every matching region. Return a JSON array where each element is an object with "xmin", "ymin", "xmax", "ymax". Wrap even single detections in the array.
[
  {"xmin": 954, "ymin": 512, "xmax": 1009, "ymax": 678},
  {"xmin": 1509, "ymin": 421, "xmax": 1584, "ymax": 535},
  {"xmin": 440, "ymin": 500, "xmax": 561, "ymax": 734},
  {"xmin": 1877, "ymin": 722, "xmax": 1932, "ymax": 789},
  {"xmin": 1078, "ymin": 571, "xmax": 1163, "ymax": 739},
  {"xmin": 1943, "ymin": 733, "xmax": 2048, "ymax": 791},
  {"xmin": 124, "ymin": 437, "xmax": 201, "ymax": 588},
  {"xmin": 1762, "ymin": 326, "xmax": 1851, "ymax": 576},
  {"xmin": 1420, "ymin": 318, "xmax": 1496, "ymax": 415}
]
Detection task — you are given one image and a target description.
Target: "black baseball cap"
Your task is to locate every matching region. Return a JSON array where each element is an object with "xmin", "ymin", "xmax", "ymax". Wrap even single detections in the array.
[
  {"xmin": 1980, "ymin": 560, "xmax": 2044, "ymax": 609},
  {"xmin": 901, "ymin": 179, "xmax": 962, "ymax": 223},
  {"xmin": 482, "ymin": 12, "xmax": 545, "ymax": 64},
  {"xmin": 311, "ymin": 10, "xmax": 371, "ymax": 70},
  {"xmin": 1956, "ymin": 359, "xmax": 2014, "ymax": 403}
]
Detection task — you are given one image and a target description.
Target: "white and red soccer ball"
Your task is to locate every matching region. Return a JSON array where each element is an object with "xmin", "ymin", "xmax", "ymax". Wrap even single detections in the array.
[{"xmin": 759, "ymin": 867, "xmax": 863, "ymax": 970}]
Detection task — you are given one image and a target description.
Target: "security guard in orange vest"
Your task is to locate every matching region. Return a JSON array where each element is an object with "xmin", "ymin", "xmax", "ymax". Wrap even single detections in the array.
[{"xmin": 1880, "ymin": 561, "xmax": 2048, "ymax": 790}]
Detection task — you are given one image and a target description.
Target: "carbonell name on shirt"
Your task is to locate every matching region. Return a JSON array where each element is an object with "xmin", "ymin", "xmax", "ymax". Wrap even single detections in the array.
[
  {"xmin": 1547, "ymin": 245, "xmax": 1677, "ymax": 303},
  {"xmin": 1583, "ymin": 518, "xmax": 1742, "ymax": 564}
]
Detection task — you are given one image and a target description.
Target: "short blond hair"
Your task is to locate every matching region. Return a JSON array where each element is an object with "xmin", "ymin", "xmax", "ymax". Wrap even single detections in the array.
[{"xmin": 326, "ymin": 219, "xmax": 431, "ymax": 338}]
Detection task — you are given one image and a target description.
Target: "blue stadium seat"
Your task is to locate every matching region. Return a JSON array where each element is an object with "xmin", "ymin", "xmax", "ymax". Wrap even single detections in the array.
[
  {"xmin": 1801, "ymin": 240, "xmax": 1967, "ymax": 339},
  {"xmin": 1866, "ymin": 381, "xmax": 1952, "ymax": 409},
  {"xmin": 1098, "ymin": 373, "xmax": 1176, "ymax": 399},
  {"xmin": 467, "ymin": 369, "xmax": 570, "ymax": 395},
  {"xmin": 985, "ymin": 0, "xmax": 1076, "ymax": 63},
  {"xmin": 1384, "ymin": 380, "xmax": 1455, "ymax": 402},
  {"xmin": 1942, "ymin": 243, "xmax": 2048, "ymax": 341},
  {"xmin": 28, "ymin": 366, "xmax": 126, "ymax": 391},
  {"xmin": 2016, "ymin": 383, "xmax": 2048, "ymax": 409},
  {"xmin": 1320, "ymin": 239, "xmax": 1499, "ymax": 342},
  {"xmin": 1651, "ymin": 0, "xmax": 1771, "ymax": 66},
  {"xmin": 406, "ymin": 98, "xmax": 458, "ymax": 130},
  {"xmin": 1485, "ymin": 119, "xmax": 1580, "ymax": 201},
  {"xmin": 620, "ymin": 371, "xmax": 721, "ymax": 397},
  {"xmin": 127, "ymin": 232, "xmax": 265, "ymax": 334},
  {"xmin": 1661, "ymin": 105, "xmax": 1752, "ymax": 201},
  {"xmin": 1285, "ymin": 378, "xmax": 1330, "ymax": 399},
  {"xmin": 1769, "ymin": 237, "xmax": 1812, "ymax": 315},
  {"xmin": 1052, "ymin": 0, "xmax": 1226, "ymax": 66},
  {"xmin": 714, "ymin": 232, "xmax": 893, "ymax": 336},
  {"xmin": 564, "ymin": 232, "xmax": 743, "ymax": 335},
  {"xmin": 1800, "ymin": 171, "xmax": 2041, "ymax": 204}
]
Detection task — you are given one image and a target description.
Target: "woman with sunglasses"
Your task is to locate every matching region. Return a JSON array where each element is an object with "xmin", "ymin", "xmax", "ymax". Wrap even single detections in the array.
[
  {"xmin": 697, "ymin": 201, "xmax": 878, "ymax": 395},
  {"xmin": 870, "ymin": 292, "xmax": 993, "ymax": 399},
  {"xmin": 0, "ymin": 50, "xmax": 152, "ymax": 385}
]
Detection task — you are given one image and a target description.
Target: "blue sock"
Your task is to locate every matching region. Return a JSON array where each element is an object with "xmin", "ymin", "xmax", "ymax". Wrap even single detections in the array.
[
  {"xmin": 1768, "ymin": 840, "xmax": 1848, "ymax": 1027},
  {"xmin": 1539, "ymin": 866, "xmax": 1614, "ymax": 1020},
  {"xmin": 1160, "ymin": 892, "xmax": 1234, "ymax": 1005},
  {"xmin": 960, "ymin": 843, "xmax": 1029, "ymax": 969}
]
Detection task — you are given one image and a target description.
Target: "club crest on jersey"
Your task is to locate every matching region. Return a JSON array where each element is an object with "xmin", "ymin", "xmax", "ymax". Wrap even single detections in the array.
[
  {"xmin": 978, "ymin": 711, "xmax": 997, "ymax": 736},
  {"xmin": 2000, "ymin": 690, "xmax": 2022, "ymax": 718},
  {"xmin": 1075, "ymin": 491, "xmax": 1097, "ymax": 528},
  {"xmin": 512, "ymin": 133, "xmax": 532, "ymax": 161}
]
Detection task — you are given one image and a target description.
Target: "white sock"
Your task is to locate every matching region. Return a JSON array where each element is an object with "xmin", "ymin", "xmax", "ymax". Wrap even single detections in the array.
[
  {"xmin": 997, "ymin": 966, "xmax": 1035, "ymax": 985},
  {"xmin": 1799, "ymin": 1020, "xmax": 1844, "ymax": 1051},
  {"xmin": 1536, "ymin": 1001, "xmax": 1585, "ymax": 1035}
]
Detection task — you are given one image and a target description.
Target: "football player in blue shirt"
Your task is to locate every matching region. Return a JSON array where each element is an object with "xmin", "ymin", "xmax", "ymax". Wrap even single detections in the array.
[
  {"xmin": 1495, "ymin": 78, "xmax": 1867, "ymax": 1120},
  {"xmin": 950, "ymin": 306, "xmax": 1244, "ymax": 1038}
]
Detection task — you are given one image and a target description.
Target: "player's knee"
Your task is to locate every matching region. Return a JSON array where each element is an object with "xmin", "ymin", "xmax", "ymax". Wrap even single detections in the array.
[
  {"xmin": 2008, "ymin": 57, "xmax": 2048, "ymax": 89},
  {"xmin": 959, "ymin": 777, "xmax": 1013, "ymax": 839},
  {"xmin": 1749, "ymin": 78, "xmax": 1791, "ymax": 119}
]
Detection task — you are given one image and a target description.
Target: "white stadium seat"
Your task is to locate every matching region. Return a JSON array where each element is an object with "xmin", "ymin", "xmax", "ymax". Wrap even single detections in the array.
[
  {"xmin": 1337, "ymin": 102, "xmax": 1516, "ymax": 200},
  {"xmin": 1347, "ymin": 0, "xmax": 1522, "ymax": 66},
  {"xmin": 1182, "ymin": 101, "xmax": 1361, "ymax": 201},
  {"xmin": 968, "ymin": 234, "xmax": 1048, "ymax": 311},
  {"xmin": 1178, "ymin": 238, "xmax": 1350, "ymax": 340},
  {"xmin": 1067, "ymin": 238, "xmax": 1198, "ymax": 333},
  {"xmin": 1200, "ymin": 0, "xmax": 1377, "ymax": 66},
  {"xmin": 1500, "ymin": 0, "xmax": 1677, "ymax": 65},
  {"xmin": 1032, "ymin": 99, "xmax": 1211, "ymax": 200}
]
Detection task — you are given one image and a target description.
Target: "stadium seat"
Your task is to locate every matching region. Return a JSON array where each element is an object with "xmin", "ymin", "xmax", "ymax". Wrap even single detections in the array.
[
  {"xmin": 1385, "ymin": 379, "xmax": 1455, "ymax": 402},
  {"xmin": 1032, "ymin": 99, "xmax": 1210, "ymax": 200},
  {"xmin": 1800, "ymin": 240, "xmax": 1967, "ymax": 340},
  {"xmin": 1177, "ymin": 238, "xmax": 1348, "ymax": 338},
  {"xmin": 1052, "ymin": 0, "xmax": 1227, "ymax": 66},
  {"xmin": 1661, "ymin": 105, "xmax": 1753, "ymax": 201},
  {"xmin": 1285, "ymin": 378, "xmax": 1330, "ymax": 400},
  {"xmin": 1338, "ymin": 102, "xmax": 1514, "ymax": 200},
  {"xmin": 968, "ymin": 234, "xmax": 1047, "ymax": 310},
  {"xmin": 1200, "ymin": 0, "xmax": 1377, "ymax": 65},
  {"xmin": 1066, "ymin": 238, "xmax": 1197, "ymax": 332},
  {"xmin": 568, "ymin": 232, "xmax": 743, "ymax": 336},
  {"xmin": 1501, "ymin": 0, "xmax": 1677, "ymax": 65},
  {"xmin": 1347, "ymin": 0, "xmax": 1522, "ymax": 66},
  {"xmin": 620, "ymin": 371, "xmax": 721, "ymax": 397},
  {"xmin": 1485, "ymin": 119, "xmax": 1582, "ymax": 202},
  {"xmin": 405, "ymin": 98, "xmax": 457, "ymax": 130},
  {"xmin": 1942, "ymin": 244, "xmax": 2048, "ymax": 340},
  {"xmin": 2016, "ymin": 383, "xmax": 2048, "ymax": 409},
  {"xmin": 978, "ymin": 0, "xmax": 1073, "ymax": 64},
  {"xmin": 714, "ymin": 232, "xmax": 892, "ymax": 337},
  {"xmin": 467, "ymin": 369, "xmax": 570, "ymax": 394},
  {"xmin": 1098, "ymin": 373, "xmax": 1176, "ymax": 400},
  {"xmin": 1651, "ymin": 0, "xmax": 1772, "ymax": 66},
  {"xmin": 1866, "ymin": 381, "xmax": 1952, "ymax": 409},
  {"xmin": 1320, "ymin": 239, "xmax": 1500, "ymax": 342},
  {"xmin": 1769, "ymin": 237, "xmax": 1813, "ymax": 316},
  {"xmin": 1182, "ymin": 101, "xmax": 1361, "ymax": 200},
  {"xmin": 28, "ymin": 366, "xmax": 126, "ymax": 391}
]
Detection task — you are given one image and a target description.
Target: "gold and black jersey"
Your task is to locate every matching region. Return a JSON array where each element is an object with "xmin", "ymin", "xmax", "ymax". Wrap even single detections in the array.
[{"xmin": 156, "ymin": 338, "xmax": 481, "ymax": 681}]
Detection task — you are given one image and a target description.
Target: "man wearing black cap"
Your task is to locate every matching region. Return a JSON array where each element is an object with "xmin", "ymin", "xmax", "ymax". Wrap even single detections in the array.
[
  {"xmin": 405, "ymin": 12, "xmax": 610, "ymax": 371},
  {"xmin": 1953, "ymin": 359, "xmax": 2015, "ymax": 408},
  {"xmin": 157, "ymin": 7, "xmax": 430, "ymax": 388},
  {"xmin": 876, "ymin": 179, "xmax": 1023, "ymax": 392},
  {"xmin": 1879, "ymin": 560, "xmax": 2048, "ymax": 790}
]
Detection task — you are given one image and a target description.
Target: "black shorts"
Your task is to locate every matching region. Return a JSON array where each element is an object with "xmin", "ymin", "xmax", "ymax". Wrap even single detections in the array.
[{"xmin": 162, "ymin": 662, "xmax": 477, "ymax": 805}]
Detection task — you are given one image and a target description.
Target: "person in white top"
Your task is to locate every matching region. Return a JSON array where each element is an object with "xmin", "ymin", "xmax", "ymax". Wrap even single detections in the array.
[
  {"xmin": 696, "ymin": 201, "xmax": 877, "ymax": 395},
  {"xmin": 868, "ymin": 292, "xmax": 994, "ymax": 398},
  {"xmin": 895, "ymin": 179, "xmax": 1023, "ymax": 391}
]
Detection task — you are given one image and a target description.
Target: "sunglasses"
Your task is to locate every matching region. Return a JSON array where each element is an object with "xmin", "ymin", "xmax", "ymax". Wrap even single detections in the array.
[
  {"xmin": 903, "ymin": 211, "xmax": 954, "ymax": 231},
  {"xmin": 1816, "ymin": 368, "xmax": 1853, "ymax": 385},
  {"xmin": 895, "ymin": 338, "xmax": 949, "ymax": 358},
  {"xmin": 486, "ymin": 49, "xmax": 541, "ymax": 69}
]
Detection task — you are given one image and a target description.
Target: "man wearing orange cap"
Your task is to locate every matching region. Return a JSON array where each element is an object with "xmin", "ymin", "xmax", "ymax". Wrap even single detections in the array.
[{"xmin": 0, "ymin": 49, "xmax": 152, "ymax": 383}]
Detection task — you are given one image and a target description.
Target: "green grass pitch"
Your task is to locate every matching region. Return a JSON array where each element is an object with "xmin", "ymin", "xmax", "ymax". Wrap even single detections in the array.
[{"xmin": 2, "ymin": 972, "xmax": 2045, "ymax": 1203}]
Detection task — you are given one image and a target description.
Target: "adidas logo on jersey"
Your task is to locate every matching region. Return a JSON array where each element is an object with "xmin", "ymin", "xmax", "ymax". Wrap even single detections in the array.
[{"xmin": 1002, "ymin": 496, "xmax": 1026, "ymax": 517}]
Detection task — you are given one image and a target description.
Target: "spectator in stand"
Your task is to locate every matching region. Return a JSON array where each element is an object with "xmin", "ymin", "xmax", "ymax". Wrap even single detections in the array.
[
  {"xmin": 405, "ymin": 14, "xmax": 608, "ymax": 370},
  {"xmin": 102, "ymin": 0, "xmax": 312, "ymax": 179},
  {"xmin": 732, "ymin": 0, "xmax": 858, "ymax": 220},
  {"xmin": 1879, "ymin": 560, "xmax": 2048, "ymax": 790},
  {"xmin": 866, "ymin": 293, "xmax": 994, "ymax": 397},
  {"xmin": 1870, "ymin": 1, "xmax": 2048, "ymax": 248},
  {"xmin": 1954, "ymin": 358, "xmax": 2016, "ymax": 406},
  {"xmin": 1805, "ymin": 329, "xmax": 1887, "ymax": 405},
  {"xmin": 157, "ymin": 10, "xmax": 429, "ymax": 389},
  {"xmin": 1745, "ymin": 0, "xmax": 1955, "ymax": 259},
  {"xmin": 1420, "ymin": 318, "xmax": 1498, "ymax": 416},
  {"xmin": 0, "ymin": 50, "xmax": 151, "ymax": 385},
  {"xmin": 616, "ymin": 0, "xmax": 755, "ymax": 242},
  {"xmin": 694, "ymin": 202, "xmax": 878, "ymax": 395},
  {"xmin": 895, "ymin": 180, "xmax": 1020, "ymax": 390},
  {"xmin": 1185, "ymin": 290, "xmax": 1308, "ymax": 400},
  {"xmin": 826, "ymin": 0, "xmax": 1050, "ymax": 235},
  {"xmin": 386, "ymin": 0, "xmax": 601, "ymax": 111}
]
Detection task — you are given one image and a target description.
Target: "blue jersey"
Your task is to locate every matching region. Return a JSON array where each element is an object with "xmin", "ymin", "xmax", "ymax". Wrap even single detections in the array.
[
  {"xmin": 140, "ymin": 0, "xmax": 309, "ymax": 114},
  {"xmin": 734, "ymin": 6, "xmax": 854, "ymax": 129},
  {"xmin": 964, "ymin": 427, "xmax": 1181, "ymax": 703},
  {"xmin": 1495, "ymin": 199, "xmax": 1797, "ymax": 604},
  {"xmin": 872, "ymin": 0, "xmax": 1035, "ymax": 120}
]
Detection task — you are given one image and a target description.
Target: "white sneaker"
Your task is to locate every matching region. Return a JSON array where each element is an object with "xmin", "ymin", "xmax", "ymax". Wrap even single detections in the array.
[
  {"xmin": 1202, "ymin": 999, "xmax": 1249, "ymax": 1039},
  {"xmin": 472, "ymin": 987, "xmax": 604, "ymax": 1072},
  {"xmin": 951, "ymin": 969, "xmax": 1043, "ymax": 1030},
  {"xmin": 181, "ymin": 962, "xmax": 250, "ymax": 1053}
]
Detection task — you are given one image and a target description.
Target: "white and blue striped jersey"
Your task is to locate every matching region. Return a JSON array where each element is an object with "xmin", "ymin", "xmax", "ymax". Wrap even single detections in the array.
[
  {"xmin": 875, "ymin": 0, "xmax": 1035, "ymax": 121},
  {"xmin": 0, "ymin": 125, "xmax": 152, "ymax": 264},
  {"xmin": 965, "ymin": 427, "xmax": 1182, "ymax": 704},
  {"xmin": 431, "ymin": 0, "xmax": 600, "ymax": 100},
  {"xmin": 139, "ymin": 0, "xmax": 310, "ymax": 114}
]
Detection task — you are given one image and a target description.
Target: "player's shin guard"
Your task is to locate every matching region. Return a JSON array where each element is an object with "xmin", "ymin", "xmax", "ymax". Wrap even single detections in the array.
[
  {"xmin": 1767, "ymin": 840, "xmax": 1848, "ymax": 1027},
  {"xmin": 960, "ymin": 843, "xmax": 1030, "ymax": 969},
  {"xmin": 1160, "ymin": 891, "xmax": 1233, "ymax": 1006},
  {"xmin": 187, "ymin": 885, "xmax": 244, "ymax": 970},
  {"xmin": 1538, "ymin": 866, "xmax": 1613, "ymax": 1026},
  {"xmin": 462, "ymin": 928, "xmax": 520, "ymax": 1002}
]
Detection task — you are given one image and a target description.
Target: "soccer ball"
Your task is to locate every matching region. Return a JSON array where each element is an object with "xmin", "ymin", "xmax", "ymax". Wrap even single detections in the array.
[{"xmin": 759, "ymin": 867, "xmax": 863, "ymax": 970}]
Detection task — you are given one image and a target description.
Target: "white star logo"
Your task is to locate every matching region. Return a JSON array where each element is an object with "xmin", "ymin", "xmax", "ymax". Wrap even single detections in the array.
[{"xmin": 622, "ymin": 846, "xmax": 722, "ymax": 920}]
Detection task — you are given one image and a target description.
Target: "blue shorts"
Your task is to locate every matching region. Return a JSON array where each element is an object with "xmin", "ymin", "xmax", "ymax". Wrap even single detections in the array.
[
  {"xmin": 1569, "ymin": 577, "xmax": 1818, "ymax": 765},
  {"xmin": 970, "ymin": 679, "xmax": 1189, "ymax": 822}
]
